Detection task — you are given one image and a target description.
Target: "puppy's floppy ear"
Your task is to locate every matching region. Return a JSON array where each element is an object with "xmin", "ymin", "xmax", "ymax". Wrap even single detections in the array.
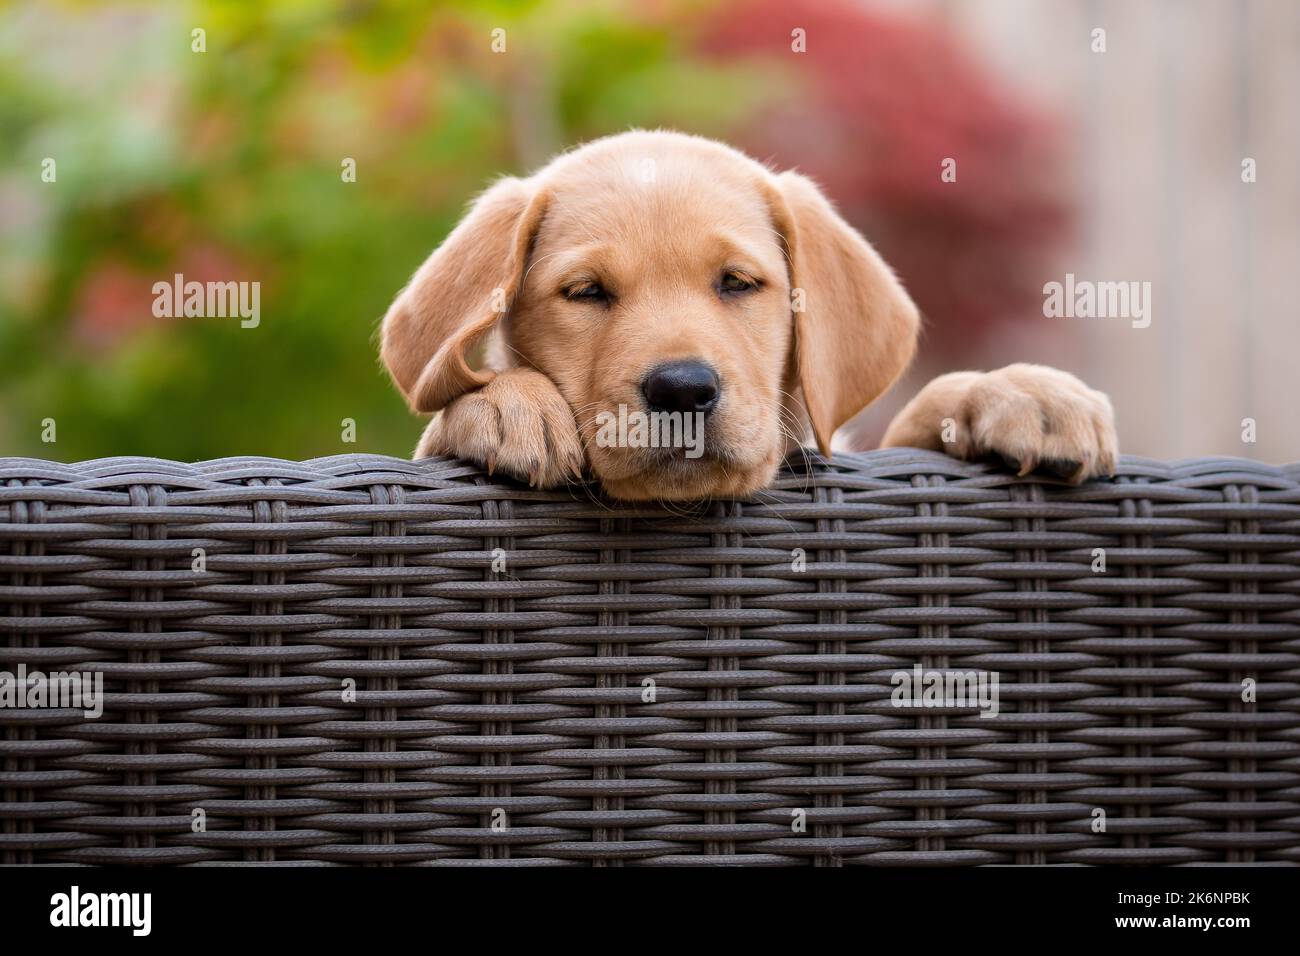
[
  {"xmin": 766, "ymin": 171, "xmax": 920, "ymax": 456},
  {"xmin": 381, "ymin": 176, "xmax": 548, "ymax": 413}
]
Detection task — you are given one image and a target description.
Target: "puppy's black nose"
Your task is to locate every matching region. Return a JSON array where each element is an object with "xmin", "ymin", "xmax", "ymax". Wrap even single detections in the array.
[{"xmin": 641, "ymin": 360, "xmax": 720, "ymax": 415}]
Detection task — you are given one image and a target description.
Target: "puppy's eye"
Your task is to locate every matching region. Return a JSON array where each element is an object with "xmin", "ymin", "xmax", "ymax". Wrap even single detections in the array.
[
  {"xmin": 719, "ymin": 271, "xmax": 760, "ymax": 296},
  {"xmin": 563, "ymin": 282, "xmax": 611, "ymax": 305}
]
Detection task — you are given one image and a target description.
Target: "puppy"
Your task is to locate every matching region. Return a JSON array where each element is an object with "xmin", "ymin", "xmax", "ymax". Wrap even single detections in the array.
[{"xmin": 381, "ymin": 130, "xmax": 1117, "ymax": 500}]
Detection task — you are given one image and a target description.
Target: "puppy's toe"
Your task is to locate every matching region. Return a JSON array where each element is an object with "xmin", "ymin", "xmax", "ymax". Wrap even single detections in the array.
[
  {"xmin": 534, "ymin": 393, "xmax": 586, "ymax": 485},
  {"xmin": 432, "ymin": 392, "xmax": 504, "ymax": 469},
  {"xmin": 493, "ymin": 386, "xmax": 584, "ymax": 486}
]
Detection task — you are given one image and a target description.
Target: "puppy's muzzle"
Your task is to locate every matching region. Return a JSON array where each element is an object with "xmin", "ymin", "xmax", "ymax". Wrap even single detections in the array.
[{"xmin": 641, "ymin": 360, "xmax": 720, "ymax": 416}]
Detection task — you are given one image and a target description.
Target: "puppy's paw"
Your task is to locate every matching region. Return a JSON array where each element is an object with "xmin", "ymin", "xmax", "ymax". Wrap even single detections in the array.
[
  {"xmin": 884, "ymin": 363, "xmax": 1118, "ymax": 482},
  {"xmin": 415, "ymin": 368, "xmax": 585, "ymax": 487}
]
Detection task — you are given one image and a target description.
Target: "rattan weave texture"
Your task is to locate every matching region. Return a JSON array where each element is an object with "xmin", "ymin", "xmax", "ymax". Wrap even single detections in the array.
[{"xmin": 2, "ymin": 449, "xmax": 1298, "ymax": 866}]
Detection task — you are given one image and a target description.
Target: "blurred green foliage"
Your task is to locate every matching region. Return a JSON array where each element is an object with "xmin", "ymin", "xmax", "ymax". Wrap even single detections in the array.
[{"xmin": 0, "ymin": 0, "xmax": 777, "ymax": 460}]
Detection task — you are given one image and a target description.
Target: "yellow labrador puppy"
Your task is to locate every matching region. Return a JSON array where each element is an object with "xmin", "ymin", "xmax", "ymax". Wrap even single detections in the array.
[{"xmin": 381, "ymin": 130, "xmax": 1116, "ymax": 500}]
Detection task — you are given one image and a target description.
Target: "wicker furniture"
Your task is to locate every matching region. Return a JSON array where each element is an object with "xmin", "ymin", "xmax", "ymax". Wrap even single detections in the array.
[{"xmin": 2, "ymin": 450, "xmax": 1298, "ymax": 865}]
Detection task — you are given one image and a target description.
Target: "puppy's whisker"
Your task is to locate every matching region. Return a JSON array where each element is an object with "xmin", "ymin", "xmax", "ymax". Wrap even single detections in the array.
[{"xmin": 520, "ymin": 251, "xmax": 565, "ymax": 288}]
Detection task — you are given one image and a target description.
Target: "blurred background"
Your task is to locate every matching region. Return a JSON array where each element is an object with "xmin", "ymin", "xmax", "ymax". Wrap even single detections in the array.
[{"xmin": 1, "ymin": 0, "xmax": 1296, "ymax": 463}]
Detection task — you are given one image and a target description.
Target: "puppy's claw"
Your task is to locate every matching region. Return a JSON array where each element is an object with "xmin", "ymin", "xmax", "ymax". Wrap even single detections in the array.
[{"xmin": 485, "ymin": 451, "xmax": 497, "ymax": 476}]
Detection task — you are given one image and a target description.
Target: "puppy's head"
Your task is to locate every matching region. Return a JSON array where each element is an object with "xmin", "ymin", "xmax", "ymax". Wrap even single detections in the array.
[{"xmin": 382, "ymin": 131, "xmax": 919, "ymax": 500}]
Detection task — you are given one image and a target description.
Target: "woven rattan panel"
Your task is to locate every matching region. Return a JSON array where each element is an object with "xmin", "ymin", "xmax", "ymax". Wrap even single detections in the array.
[{"xmin": 2, "ymin": 450, "xmax": 1298, "ymax": 866}]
